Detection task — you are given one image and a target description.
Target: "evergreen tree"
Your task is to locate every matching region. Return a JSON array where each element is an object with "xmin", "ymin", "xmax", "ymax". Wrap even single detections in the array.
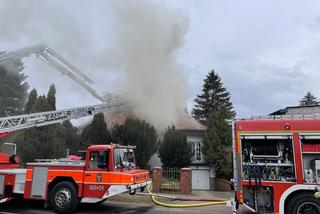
[
  {"xmin": 47, "ymin": 84, "xmax": 56, "ymax": 110},
  {"xmin": 24, "ymin": 89, "xmax": 38, "ymax": 113},
  {"xmin": 17, "ymin": 95, "xmax": 66, "ymax": 162},
  {"xmin": 299, "ymin": 91, "xmax": 318, "ymax": 106},
  {"xmin": 111, "ymin": 118, "xmax": 158, "ymax": 169},
  {"xmin": 16, "ymin": 86, "xmax": 67, "ymax": 162},
  {"xmin": 202, "ymin": 106, "xmax": 232, "ymax": 179},
  {"xmin": 0, "ymin": 61, "xmax": 29, "ymax": 117},
  {"xmin": 192, "ymin": 69, "xmax": 235, "ymax": 125},
  {"xmin": 0, "ymin": 61, "xmax": 28, "ymax": 144},
  {"xmin": 63, "ymin": 120, "xmax": 81, "ymax": 155},
  {"xmin": 159, "ymin": 126, "xmax": 192, "ymax": 168},
  {"xmin": 81, "ymin": 113, "xmax": 110, "ymax": 145}
]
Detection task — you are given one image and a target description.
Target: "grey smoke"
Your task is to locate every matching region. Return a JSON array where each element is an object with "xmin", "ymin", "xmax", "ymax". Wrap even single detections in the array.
[{"xmin": 108, "ymin": 1, "xmax": 189, "ymax": 130}]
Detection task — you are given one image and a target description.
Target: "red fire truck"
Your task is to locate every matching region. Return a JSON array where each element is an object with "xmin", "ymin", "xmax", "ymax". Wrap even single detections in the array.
[
  {"xmin": 0, "ymin": 143, "xmax": 150, "ymax": 213},
  {"xmin": 232, "ymin": 116, "xmax": 320, "ymax": 214},
  {"xmin": 0, "ymin": 91, "xmax": 149, "ymax": 214}
]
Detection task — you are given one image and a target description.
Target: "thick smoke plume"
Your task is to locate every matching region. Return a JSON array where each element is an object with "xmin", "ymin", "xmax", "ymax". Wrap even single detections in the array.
[{"xmin": 110, "ymin": 1, "xmax": 189, "ymax": 130}]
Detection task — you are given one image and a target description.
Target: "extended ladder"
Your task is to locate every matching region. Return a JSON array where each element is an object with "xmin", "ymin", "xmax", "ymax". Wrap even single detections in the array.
[{"xmin": 0, "ymin": 101, "xmax": 129, "ymax": 134}]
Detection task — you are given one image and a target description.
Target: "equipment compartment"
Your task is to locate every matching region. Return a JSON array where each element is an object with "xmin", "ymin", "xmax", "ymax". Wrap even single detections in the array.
[
  {"xmin": 301, "ymin": 136, "xmax": 320, "ymax": 183},
  {"xmin": 241, "ymin": 136, "xmax": 296, "ymax": 182}
]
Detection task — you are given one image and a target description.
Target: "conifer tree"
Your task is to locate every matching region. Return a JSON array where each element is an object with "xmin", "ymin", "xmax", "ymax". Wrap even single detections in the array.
[
  {"xmin": 299, "ymin": 91, "xmax": 318, "ymax": 106},
  {"xmin": 0, "ymin": 61, "xmax": 28, "ymax": 144},
  {"xmin": 81, "ymin": 113, "xmax": 110, "ymax": 145},
  {"xmin": 192, "ymin": 69, "xmax": 235, "ymax": 125},
  {"xmin": 17, "ymin": 88, "xmax": 66, "ymax": 162},
  {"xmin": 202, "ymin": 106, "xmax": 232, "ymax": 179},
  {"xmin": 47, "ymin": 84, "xmax": 56, "ymax": 110},
  {"xmin": 0, "ymin": 61, "xmax": 29, "ymax": 117},
  {"xmin": 111, "ymin": 118, "xmax": 158, "ymax": 169},
  {"xmin": 24, "ymin": 89, "xmax": 38, "ymax": 113},
  {"xmin": 159, "ymin": 126, "xmax": 192, "ymax": 168},
  {"xmin": 63, "ymin": 121, "xmax": 81, "ymax": 155}
]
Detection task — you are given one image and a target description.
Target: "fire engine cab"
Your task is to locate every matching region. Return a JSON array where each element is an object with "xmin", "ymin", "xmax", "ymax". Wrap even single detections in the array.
[
  {"xmin": 232, "ymin": 115, "xmax": 320, "ymax": 214},
  {"xmin": 0, "ymin": 143, "xmax": 150, "ymax": 214}
]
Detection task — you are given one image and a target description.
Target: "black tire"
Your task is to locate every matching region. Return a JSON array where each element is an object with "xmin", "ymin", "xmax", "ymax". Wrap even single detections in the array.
[
  {"xmin": 286, "ymin": 192, "xmax": 320, "ymax": 214},
  {"xmin": 49, "ymin": 181, "xmax": 79, "ymax": 214}
]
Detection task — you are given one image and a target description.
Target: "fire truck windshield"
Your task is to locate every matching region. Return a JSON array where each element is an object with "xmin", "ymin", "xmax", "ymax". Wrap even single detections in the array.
[{"xmin": 114, "ymin": 148, "xmax": 136, "ymax": 170}]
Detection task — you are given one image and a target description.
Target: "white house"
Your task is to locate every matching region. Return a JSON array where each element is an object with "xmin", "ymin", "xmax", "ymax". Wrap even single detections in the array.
[{"xmin": 149, "ymin": 110, "xmax": 215, "ymax": 190}]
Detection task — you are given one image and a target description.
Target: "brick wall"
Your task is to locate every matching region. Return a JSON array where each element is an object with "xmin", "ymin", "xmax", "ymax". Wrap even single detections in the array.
[
  {"xmin": 152, "ymin": 167, "xmax": 162, "ymax": 193},
  {"xmin": 180, "ymin": 168, "xmax": 192, "ymax": 194}
]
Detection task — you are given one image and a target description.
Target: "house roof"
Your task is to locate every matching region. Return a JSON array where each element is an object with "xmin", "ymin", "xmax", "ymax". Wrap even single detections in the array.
[
  {"xmin": 78, "ymin": 108, "xmax": 206, "ymax": 131},
  {"xmin": 105, "ymin": 109, "xmax": 207, "ymax": 131},
  {"xmin": 175, "ymin": 110, "xmax": 206, "ymax": 130}
]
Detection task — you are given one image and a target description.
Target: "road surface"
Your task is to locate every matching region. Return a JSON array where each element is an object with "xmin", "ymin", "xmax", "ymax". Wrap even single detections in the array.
[{"xmin": 0, "ymin": 200, "xmax": 251, "ymax": 214}]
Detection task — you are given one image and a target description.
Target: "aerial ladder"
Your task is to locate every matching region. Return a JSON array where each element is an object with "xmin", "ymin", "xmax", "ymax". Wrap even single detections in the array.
[
  {"xmin": 0, "ymin": 43, "xmax": 105, "ymax": 102},
  {"xmin": 0, "ymin": 43, "xmax": 131, "ymax": 137},
  {"xmin": 0, "ymin": 100, "xmax": 130, "ymax": 137}
]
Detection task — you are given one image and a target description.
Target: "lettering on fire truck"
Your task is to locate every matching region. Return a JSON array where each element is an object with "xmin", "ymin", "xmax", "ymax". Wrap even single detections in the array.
[{"xmin": 89, "ymin": 185, "xmax": 104, "ymax": 191}]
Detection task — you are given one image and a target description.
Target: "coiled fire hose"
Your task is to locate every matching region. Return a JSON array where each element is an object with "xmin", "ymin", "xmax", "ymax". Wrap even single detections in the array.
[{"xmin": 145, "ymin": 184, "xmax": 228, "ymax": 208}]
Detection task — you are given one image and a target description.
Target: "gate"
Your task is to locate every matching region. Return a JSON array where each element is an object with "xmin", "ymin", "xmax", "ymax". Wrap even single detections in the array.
[{"xmin": 160, "ymin": 167, "xmax": 181, "ymax": 193}]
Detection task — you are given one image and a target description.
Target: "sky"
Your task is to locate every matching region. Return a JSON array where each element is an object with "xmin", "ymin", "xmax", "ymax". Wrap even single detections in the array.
[{"xmin": 1, "ymin": 0, "xmax": 320, "ymax": 122}]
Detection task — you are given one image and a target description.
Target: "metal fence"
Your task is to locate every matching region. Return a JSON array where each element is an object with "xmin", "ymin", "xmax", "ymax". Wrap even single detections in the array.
[{"xmin": 160, "ymin": 167, "xmax": 181, "ymax": 193}]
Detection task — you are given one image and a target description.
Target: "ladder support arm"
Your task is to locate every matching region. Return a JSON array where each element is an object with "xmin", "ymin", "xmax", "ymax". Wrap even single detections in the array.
[{"xmin": 0, "ymin": 43, "xmax": 105, "ymax": 102}]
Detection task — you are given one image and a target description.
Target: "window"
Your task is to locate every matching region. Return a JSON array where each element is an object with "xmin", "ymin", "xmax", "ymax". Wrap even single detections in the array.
[
  {"xmin": 195, "ymin": 142, "xmax": 202, "ymax": 161},
  {"xmin": 89, "ymin": 150, "xmax": 109, "ymax": 170},
  {"xmin": 114, "ymin": 148, "xmax": 136, "ymax": 170},
  {"xmin": 189, "ymin": 141, "xmax": 202, "ymax": 161}
]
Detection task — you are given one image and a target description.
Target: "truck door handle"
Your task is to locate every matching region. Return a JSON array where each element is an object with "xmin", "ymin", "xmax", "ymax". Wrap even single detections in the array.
[{"xmin": 85, "ymin": 174, "xmax": 91, "ymax": 177}]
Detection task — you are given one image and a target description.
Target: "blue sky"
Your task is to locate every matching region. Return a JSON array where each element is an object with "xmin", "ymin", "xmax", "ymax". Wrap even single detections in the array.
[{"xmin": 1, "ymin": 0, "xmax": 320, "ymax": 121}]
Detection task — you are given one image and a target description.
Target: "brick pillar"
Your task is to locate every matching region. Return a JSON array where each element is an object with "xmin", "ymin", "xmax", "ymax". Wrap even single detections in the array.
[
  {"xmin": 152, "ymin": 167, "xmax": 162, "ymax": 193},
  {"xmin": 180, "ymin": 168, "xmax": 192, "ymax": 194}
]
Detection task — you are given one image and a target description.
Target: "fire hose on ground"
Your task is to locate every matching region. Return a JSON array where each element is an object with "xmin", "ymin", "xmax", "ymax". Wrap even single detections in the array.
[{"xmin": 141, "ymin": 183, "xmax": 232, "ymax": 208}]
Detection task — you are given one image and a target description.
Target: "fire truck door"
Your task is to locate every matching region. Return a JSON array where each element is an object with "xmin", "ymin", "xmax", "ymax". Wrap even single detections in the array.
[{"xmin": 83, "ymin": 150, "xmax": 110, "ymax": 198}]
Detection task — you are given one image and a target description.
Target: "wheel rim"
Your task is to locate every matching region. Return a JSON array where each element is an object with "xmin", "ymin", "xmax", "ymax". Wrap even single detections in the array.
[
  {"xmin": 297, "ymin": 202, "xmax": 320, "ymax": 214},
  {"xmin": 55, "ymin": 188, "xmax": 71, "ymax": 209}
]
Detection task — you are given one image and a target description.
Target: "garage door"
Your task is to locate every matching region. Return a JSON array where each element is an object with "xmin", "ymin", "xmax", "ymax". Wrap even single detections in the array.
[{"xmin": 192, "ymin": 169, "xmax": 210, "ymax": 190}]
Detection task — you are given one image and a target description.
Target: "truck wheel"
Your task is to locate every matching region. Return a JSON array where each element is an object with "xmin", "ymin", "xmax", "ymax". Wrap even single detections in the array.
[
  {"xmin": 286, "ymin": 192, "xmax": 320, "ymax": 214},
  {"xmin": 49, "ymin": 181, "xmax": 79, "ymax": 214}
]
